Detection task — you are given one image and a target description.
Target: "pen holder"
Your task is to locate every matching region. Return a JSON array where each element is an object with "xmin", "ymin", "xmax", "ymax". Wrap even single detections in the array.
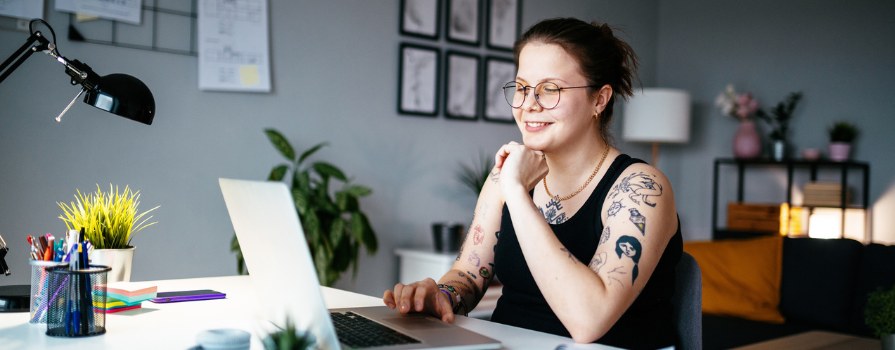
[
  {"xmin": 45, "ymin": 265, "xmax": 111, "ymax": 337},
  {"xmin": 29, "ymin": 260, "xmax": 68, "ymax": 324}
]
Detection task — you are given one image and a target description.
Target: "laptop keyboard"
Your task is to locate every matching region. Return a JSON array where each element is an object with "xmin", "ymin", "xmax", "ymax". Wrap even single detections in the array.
[{"xmin": 330, "ymin": 311, "xmax": 421, "ymax": 348}]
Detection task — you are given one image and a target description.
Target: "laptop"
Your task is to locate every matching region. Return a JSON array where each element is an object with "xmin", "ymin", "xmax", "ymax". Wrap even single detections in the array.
[{"xmin": 219, "ymin": 178, "xmax": 501, "ymax": 350}]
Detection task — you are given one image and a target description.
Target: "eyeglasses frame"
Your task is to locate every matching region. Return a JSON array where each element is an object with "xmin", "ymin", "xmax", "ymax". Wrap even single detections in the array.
[{"xmin": 502, "ymin": 81, "xmax": 598, "ymax": 110}]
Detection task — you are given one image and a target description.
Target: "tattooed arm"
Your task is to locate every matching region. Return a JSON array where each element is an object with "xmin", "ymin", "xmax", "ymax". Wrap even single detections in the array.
[
  {"xmin": 383, "ymin": 165, "xmax": 504, "ymax": 321},
  {"xmin": 504, "ymin": 163, "xmax": 677, "ymax": 343}
]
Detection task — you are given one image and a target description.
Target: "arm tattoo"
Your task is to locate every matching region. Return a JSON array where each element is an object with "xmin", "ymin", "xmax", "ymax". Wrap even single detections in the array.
[
  {"xmin": 490, "ymin": 169, "xmax": 499, "ymax": 183},
  {"xmin": 472, "ymin": 224, "xmax": 484, "ymax": 245},
  {"xmin": 614, "ymin": 235, "xmax": 642, "ymax": 283},
  {"xmin": 628, "ymin": 208, "xmax": 646, "ymax": 235},
  {"xmin": 607, "ymin": 200, "xmax": 625, "ymax": 217},
  {"xmin": 466, "ymin": 271, "xmax": 478, "ymax": 280},
  {"xmin": 609, "ymin": 172, "xmax": 663, "ymax": 207},
  {"xmin": 560, "ymin": 247, "xmax": 575, "ymax": 262},
  {"xmin": 605, "ymin": 265, "xmax": 628, "ymax": 287},
  {"xmin": 588, "ymin": 252, "xmax": 607, "ymax": 273},
  {"xmin": 599, "ymin": 226, "xmax": 611, "ymax": 245},
  {"xmin": 467, "ymin": 251, "xmax": 481, "ymax": 267}
]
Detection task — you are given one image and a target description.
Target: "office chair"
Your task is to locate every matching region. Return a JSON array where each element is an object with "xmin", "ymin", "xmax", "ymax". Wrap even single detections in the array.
[{"xmin": 672, "ymin": 252, "xmax": 702, "ymax": 350}]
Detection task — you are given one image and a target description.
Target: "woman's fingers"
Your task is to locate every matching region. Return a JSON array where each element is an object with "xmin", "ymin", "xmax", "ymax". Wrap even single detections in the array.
[
  {"xmin": 383, "ymin": 289, "xmax": 396, "ymax": 309},
  {"xmin": 436, "ymin": 291, "xmax": 455, "ymax": 323}
]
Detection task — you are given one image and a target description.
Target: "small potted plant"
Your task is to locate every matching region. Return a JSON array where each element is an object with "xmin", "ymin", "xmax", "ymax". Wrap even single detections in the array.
[
  {"xmin": 58, "ymin": 184, "xmax": 159, "ymax": 282},
  {"xmin": 828, "ymin": 121, "xmax": 859, "ymax": 162},
  {"xmin": 262, "ymin": 318, "xmax": 316, "ymax": 350},
  {"xmin": 756, "ymin": 91, "xmax": 802, "ymax": 161},
  {"xmin": 865, "ymin": 285, "xmax": 895, "ymax": 349}
]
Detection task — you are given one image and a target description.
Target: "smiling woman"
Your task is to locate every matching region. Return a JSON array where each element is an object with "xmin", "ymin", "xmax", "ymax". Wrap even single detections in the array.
[{"xmin": 383, "ymin": 18, "xmax": 683, "ymax": 349}]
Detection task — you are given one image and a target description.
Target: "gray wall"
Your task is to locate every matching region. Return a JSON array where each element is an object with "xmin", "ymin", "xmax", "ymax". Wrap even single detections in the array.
[
  {"xmin": 656, "ymin": 0, "xmax": 895, "ymax": 243},
  {"xmin": 3, "ymin": 0, "xmax": 892, "ymax": 297},
  {"xmin": 0, "ymin": 1, "xmax": 658, "ymax": 296}
]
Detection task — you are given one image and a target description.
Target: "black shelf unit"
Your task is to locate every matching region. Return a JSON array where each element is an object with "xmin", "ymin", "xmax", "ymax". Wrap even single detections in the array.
[{"xmin": 711, "ymin": 158, "xmax": 870, "ymax": 240}]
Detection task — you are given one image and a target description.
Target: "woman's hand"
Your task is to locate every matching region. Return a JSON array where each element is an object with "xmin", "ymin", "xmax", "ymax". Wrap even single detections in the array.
[
  {"xmin": 383, "ymin": 278, "xmax": 455, "ymax": 323},
  {"xmin": 494, "ymin": 141, "xmax": 548, "ymax": 196}
]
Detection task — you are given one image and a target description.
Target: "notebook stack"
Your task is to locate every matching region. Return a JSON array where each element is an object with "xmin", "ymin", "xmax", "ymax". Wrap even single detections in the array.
[{"xmin": 95, "ymin": 284, "xmax": 157, "ymax": 314}]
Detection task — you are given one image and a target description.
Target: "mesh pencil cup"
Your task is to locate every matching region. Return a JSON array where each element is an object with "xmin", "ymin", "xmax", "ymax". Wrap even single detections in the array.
[
  {"xmin": 29, "ymin": 260, "xmax": 68, "ymax": 324},
  {"xmin": 45, "ymin": 265, "xmax": 111, "ymax": 337}
]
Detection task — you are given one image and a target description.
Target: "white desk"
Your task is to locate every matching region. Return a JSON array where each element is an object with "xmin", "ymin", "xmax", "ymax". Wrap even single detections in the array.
[{"xmin": 0, "ymin": 275, "xmax": 616, "ymax": 349}]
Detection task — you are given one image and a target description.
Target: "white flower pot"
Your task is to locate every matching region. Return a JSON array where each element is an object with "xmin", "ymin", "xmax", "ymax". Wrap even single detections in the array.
[
  {"xmin": 828, "ymin": 142, "xmax": 851, "ymax": 162},
  {"xmin": 90, "ymin": 247, "xmax": 135, "ymax": 282},
  {"xmin": 883, "ymin": 333, "xmax": 895, "ymax": 350}
]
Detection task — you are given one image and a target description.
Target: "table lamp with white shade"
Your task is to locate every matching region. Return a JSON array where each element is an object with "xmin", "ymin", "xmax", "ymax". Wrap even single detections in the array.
[{"xmin": 622, "ymin": 88, "xmax": 691, "ymax": 166}]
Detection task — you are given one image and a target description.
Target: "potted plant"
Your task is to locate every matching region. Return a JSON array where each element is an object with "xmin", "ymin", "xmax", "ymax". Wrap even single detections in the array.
[
  {"xmin": 756, "ymin": 91, "xmax": 802, "ymax": 161},
  {"xmin": 58, "ymin": 184, "xmax": 159, "ymax": 282},
  {"xmin": 828, "ymin": 121, "xmax": 859, "ymax": 162},
  {"xmin": 262, "ymin": 318, "xmax": 316, "ymax": 350},
  {"xmin": 230, "ymin": 129, "xmax": 378, "ymax": 286},
  {"xmin": 865, "ymin": 285, "xmax": 895, "ymax": 349},
  {"xmin": 456, "ymin": 152, "xmax": 494, "ymax": 197}
]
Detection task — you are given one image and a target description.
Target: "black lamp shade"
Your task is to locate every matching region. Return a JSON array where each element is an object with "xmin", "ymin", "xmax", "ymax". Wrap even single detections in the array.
[{"xmin": 83, "ymin": 73, "xmax": 155, "ymax": 125}]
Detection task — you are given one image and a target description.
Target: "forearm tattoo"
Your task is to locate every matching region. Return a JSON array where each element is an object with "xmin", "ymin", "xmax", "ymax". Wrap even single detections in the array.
[
  {"xmin": 588, "ymin": 252, "xmax": 607, "ymax": 272},
  {"xmin": 599, "ymin": 226, "xmax": 611, "ymax": 245},
  {"xmin": 560, "ymin": 247, "xmax": 575, "ymax": 262},
  {"xmin": 490, "ymin": 169, "xmax": 500, "ymax": 183},
  {"xmin": 608, "ymin": 172, "xmax": 663, "ymax": 207}
]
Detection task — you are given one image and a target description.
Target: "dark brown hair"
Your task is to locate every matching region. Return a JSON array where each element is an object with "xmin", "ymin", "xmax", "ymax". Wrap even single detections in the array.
[{"xmin": 514, "ymin": 18, "xmax": 639, "ymax": 142}]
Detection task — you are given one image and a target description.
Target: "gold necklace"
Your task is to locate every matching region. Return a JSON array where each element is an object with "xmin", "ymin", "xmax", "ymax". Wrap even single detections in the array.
[{"xmin": 543, "ymin": 146, "xmax": 610, "ymax": 202}]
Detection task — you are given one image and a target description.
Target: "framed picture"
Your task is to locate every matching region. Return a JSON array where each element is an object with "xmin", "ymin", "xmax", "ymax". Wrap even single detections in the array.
[
  {"xmin": 400, "ymin": 0, "xmax": 441, "ymax": 39},
  {"xmin": 483, "ymin": 56, "xmax": 515, "ymax": 123},
  {"xmin": 444, "ymin": 51, "xmax": 480, "ymax": 121},
  {"xmin": 486, "ymin": 0, "xmax": 521, "ymax": 51},
  {"xmin": 399, "ymin": 43, "xmax": 440, "ymax": 117},
  {"xmin": 447, "ymin": 0, "xmax": 481, "ymax": 46}
]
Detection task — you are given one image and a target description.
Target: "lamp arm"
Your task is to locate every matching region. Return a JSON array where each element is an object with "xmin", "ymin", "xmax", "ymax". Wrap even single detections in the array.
[
  {"xmin": 0, "ymin": 233, "xmax": 9, "ymax": 276},
  {"xmin": 0, "ymin": 31, "xmax": 50, "ymax": 84}
]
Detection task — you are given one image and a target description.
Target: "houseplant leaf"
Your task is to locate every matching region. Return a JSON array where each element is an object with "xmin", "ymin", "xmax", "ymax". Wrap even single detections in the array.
[
  {"xmin": 298, "ymin": 142, "xmax": 328, "ymax": 165},
  {"xmin": 268, "ymin": 164, "xmax": 289, "ymax": 181},
  {"xmin": 265, "ymin": 129, "xmax": 296, "ymax": 161},
  {"xmin": 313, "ymin": 162, "xmax": 348, "ymax": 182}
]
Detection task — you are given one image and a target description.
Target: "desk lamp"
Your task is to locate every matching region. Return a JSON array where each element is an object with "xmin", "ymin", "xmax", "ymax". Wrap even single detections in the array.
[
  {"xmin": 622, "ymin": 88, "xmax": 691, "ymax": 166},
  {"xmin": 1, "ymin": 19, "xmax": 155, "ymax": 312},
  {"xmin": 0, "ymin": 19, "xmax": 155, "ymax": 124}
]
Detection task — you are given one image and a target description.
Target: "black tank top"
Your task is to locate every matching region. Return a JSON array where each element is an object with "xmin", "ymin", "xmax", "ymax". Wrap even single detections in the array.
[{"xmin": 491, "ymin": 154, "xmax": 683, "ymax": 349}]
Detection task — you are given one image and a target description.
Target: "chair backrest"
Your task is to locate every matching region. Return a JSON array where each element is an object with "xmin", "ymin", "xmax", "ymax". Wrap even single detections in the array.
[{"xmin": 672, "ymin": 252, "xmax": 702, "ymax": 350}]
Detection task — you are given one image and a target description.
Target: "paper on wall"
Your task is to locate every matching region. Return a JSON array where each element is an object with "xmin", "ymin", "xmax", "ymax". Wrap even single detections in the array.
[
  {"xmin": 198, "ymin": 0, "xmax": 271, "ymax": 93},
  {"xmin": 55, "ymin": 0, "xmax": 142, "ymax": 25},
  {"xmin": 0, "ymin": 0, "xmax": 44, "ymax": 20}
]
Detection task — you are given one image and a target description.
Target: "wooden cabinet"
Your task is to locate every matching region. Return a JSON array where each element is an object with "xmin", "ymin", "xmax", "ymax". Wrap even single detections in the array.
[{"xmin": 711, "ymin": 158, "xmax": 869, "ymax": 240}]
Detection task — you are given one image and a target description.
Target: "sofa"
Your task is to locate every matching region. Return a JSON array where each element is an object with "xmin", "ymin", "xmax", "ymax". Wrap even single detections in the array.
[{"xmin": 694, "ymin": 236, "xmax": 895, "ymax": 349}]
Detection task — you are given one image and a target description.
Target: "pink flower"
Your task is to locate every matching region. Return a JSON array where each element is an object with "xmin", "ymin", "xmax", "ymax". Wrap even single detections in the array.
[{"xmin": 717, "ymin": 84, "xmax": 760, "ymax": 121}]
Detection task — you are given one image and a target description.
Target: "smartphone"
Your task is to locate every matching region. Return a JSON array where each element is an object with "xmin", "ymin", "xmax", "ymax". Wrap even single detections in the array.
[{"xmin": 149, "ymin": 289, "xmax": 226, "ymax": 303}]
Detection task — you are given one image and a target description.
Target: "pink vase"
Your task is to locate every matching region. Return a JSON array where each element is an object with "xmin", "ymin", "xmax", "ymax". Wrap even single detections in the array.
[{"xmin": 733, "ymin": 120, "xmax": 762, "ymax": 159}]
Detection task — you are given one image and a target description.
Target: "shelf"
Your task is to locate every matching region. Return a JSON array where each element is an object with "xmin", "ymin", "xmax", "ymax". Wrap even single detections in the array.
[{"xmin": 712, "ymin": 158, "xmax": 870, "ymax": 240}]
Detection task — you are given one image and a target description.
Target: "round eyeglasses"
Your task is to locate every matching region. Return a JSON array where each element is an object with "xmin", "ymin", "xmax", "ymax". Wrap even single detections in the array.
[{"xmin": 502, "ymin": 81, "xmax": 597, "ymax": 109}]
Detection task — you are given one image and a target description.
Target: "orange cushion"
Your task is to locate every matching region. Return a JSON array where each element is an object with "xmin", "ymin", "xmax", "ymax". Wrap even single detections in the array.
[{"xmin": 684, "ymin": 235, "xmax": 785, "ymax": 323}]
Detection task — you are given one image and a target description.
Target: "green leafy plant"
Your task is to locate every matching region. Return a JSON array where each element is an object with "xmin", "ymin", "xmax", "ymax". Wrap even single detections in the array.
[
  {"xmin": 828, "ymin": 121, "xmax": 859, "ymax": 143},
  {"xmin": 756, "ymin": 91, "xmax": 802, "ymax": 141},
  {"xmin": 456, "ymin": 152, "xmax": 494, "ymax": 196},
  {"xmin": 58, "ymin": 184, "xmax": 159, "ymax": 249},
  {"xmin": 866, "ymin": 285, "xmax": 895, "ymax": 337},
  {"xmin": 230, "ymin": 129, "xmax": 378, "ymax": 286},
  {"xmin": 262, "ymin": 318, "xmax": 316, "ymax": 350}
]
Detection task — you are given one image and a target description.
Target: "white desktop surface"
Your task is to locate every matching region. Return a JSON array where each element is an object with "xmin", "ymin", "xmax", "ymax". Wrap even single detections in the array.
[{"xmin": 0, "ymin": 275, "xmax": 616, "ymax": 349}]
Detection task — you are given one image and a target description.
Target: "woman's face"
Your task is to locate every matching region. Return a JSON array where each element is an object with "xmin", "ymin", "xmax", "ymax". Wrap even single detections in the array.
[{"xmin": 513, "ymin": 42, "xmax": 599, "ymax": 153}]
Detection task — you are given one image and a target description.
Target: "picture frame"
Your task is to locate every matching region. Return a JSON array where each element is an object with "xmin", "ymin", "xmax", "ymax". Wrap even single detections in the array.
[
  {"xmin": 447, "ymin": 0, "xmax": 481, "ymax": 46},
  {"xmin": 399, "ymin": 43, "xmax": 440, "ymax": 117},
  {"xmin": 483, "ymin": 56, "xmax": 516, "ymax": 123},
  {"xmin": 444, "ymin": 51, "xmax": 480, "ymax": 121},
  {"xmin": 400, "ymin": 0, "xmax": 441, "ymax": 40},
  {"xmin": 486, "ymin": 0, "xmax": 521, "ymax": 51}
]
